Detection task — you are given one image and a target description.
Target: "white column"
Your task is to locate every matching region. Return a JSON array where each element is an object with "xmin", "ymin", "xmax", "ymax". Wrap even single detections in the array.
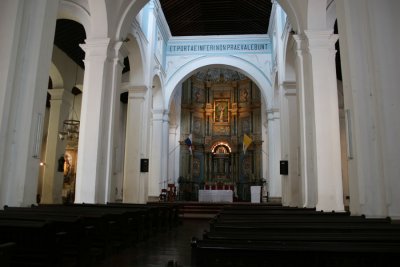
[
  {"xmin": 336, "ymin": 0, "xmax": 400, "ymax": 218},
  {"xmin": 41, "ymin": 89, "xmax": 71, "ymax": 204},
  {"xmin": 261, "ymin": 101, "xmax": 269, "ymax": 192},
  {"xmin": 162, "ymin": 112, "xmax": 169, "ymax": 183},
  {"xmin": 105, "ymin": 42, "xmax": 127, "ymax": 203},
  {"xmin": 168, "ymin": 125, "xmax": 179, "ymax": 183},
  {"xmin": 267, "ymin": 109, "xmax": 282, "ymax": 200},
  {"xmin": 279, "ymin": 84, "xmax": 290, "ymax": 206},
  {"xmin": 283, "ymin": 82, "xmax": 301, "ymax": 207},
  {"xmin": 123, "ymin": 86, "xmax": 150, "ymax": 203},
  {"xmin": 293, "ymin": 34, "xmax": 316, "ymax": 208},
  {"xmin": 149, "ymin": 109, "xmax": 164, "ymax": 198},
  {"xmin": 295, "ymin": 31, "xmax": 344, "ymax": 212},
  {"xmin": 75, "ymin": 39, "xmax": 125, "ymax": 203},
  {"xmin": 75, "ymin": 39, "xmax": 109, "ymax": 203},
  {"xmin": 0, "ymin": 0, "xmax": 58, "ymax": 207}
]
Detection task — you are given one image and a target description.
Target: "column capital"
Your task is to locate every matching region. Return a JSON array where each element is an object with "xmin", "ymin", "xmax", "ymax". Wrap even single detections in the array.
[
  {"xmin": 112, "ymin": 41, "xmax": 129, "ymax": 68},
  {"xmin": 48, "ymin": 88, "xmax": 65, "ymax": 100},
  {"xmin": 169, "ymin": 124, "xmax": 178, "ymax": 134},
  {"xmin": 304, "ymin": 30, "xmax": 338, "ymax": 48},
  {"xmin": 79, "ymin": 38, "xmax": 111, "ymax": 57},
  {"xmin": 163, "ymin": 112, "xmax": 169, "ymax": 122},
  {"xmin": 267, "ymin": 108, "xmax": 280, "ymax": 121},
  {"xmin": 152, "ymin": 109, "xmax": 164, "ymax": 121},
  {"xmin": 293, "ymin": 31, "xmax": 338, "ymax": 54},
  {"xmin": 127, "ymin": 86, "xmax": 148, "ymax": 99},
  {"xmin": 281, "ymin": 81, "xmax": 297, "ymax": 96}
]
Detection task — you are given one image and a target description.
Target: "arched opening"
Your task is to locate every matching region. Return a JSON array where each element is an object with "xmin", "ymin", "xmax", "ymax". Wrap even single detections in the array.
[
  {"xmin": 172, "ymin": 68, "xmax": 265, "ymax": 202},
  {"xmin": 39, "ymin": 18, "xmax": 86, "ymax": 204}
]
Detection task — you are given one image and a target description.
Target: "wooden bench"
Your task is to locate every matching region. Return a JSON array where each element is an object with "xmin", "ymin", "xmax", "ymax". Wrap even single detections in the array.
[
  {"xmin": 0, "ymin": 242, "xmax": 16, "ymax": 267},
  {"xmin": 0, "ymin": 219, "xmax": 66, "ymax": 267},
  {"xmin": 192, "ymin": 206, "xmax": 400, "ymax": 267}
]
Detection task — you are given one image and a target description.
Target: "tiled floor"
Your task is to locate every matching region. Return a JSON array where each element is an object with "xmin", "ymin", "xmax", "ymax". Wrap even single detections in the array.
[{"xmin": 98, "ymin": 219, "xmax": 210, "ymax": 267}]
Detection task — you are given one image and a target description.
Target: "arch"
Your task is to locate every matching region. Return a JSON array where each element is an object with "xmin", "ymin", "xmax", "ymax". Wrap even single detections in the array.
[
  {"xmin": 211, "ymin": 142, "xmax": 232, "ymax": 154},
  {"xmin": 306, "ymin": 0, "xmax": 328, "ymax": 30},
  {"xmin": 87, "ymin": 0, "xmax": 108, "ymax": 38},
  {"xmin": 165, "ymin": 56, "xmax": 273, "ymax": 111},
  {"xmin": 115, "ymin": 0, "xmax": 149, "ymax": 41},
  {"xmin": 282, "ymin": 32, "xmax": 296, "ymax": 82},
  {"xmin": 58, "ymin": 0, "xmax": 91, "ymax": 37},
  {"xmin": 277, "ymin": 0, "xmax": 301, "ymax": 33},
  {"xmin": 152, "ymin": 75, "xmax": 163, "ymax": 110},
  {"xmin": 125, "ymin": 33, "xmax": 146, "ymax": 85},
  {"xmin": 277, "ymin": 0, "xmax": 330, "ymax": 33},
  {"xmin": 326, "ymin": 0, "xmax": 337, "ymax": 30},
  {"xmin": 49, "ymin": 62, "xmax": 64, "ymax": 89}
]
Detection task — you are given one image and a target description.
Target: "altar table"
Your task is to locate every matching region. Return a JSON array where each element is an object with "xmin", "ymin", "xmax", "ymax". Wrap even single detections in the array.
[{"xmin": 198, "ymin": 190, "xmax": 233, "ymax": 203}]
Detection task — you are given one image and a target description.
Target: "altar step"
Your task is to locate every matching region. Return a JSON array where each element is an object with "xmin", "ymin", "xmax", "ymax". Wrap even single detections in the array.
[
  {"xmin": 178, "ymin": 203, "xmax": 225, "ymax": 219},
  {"xmin": 178, "ymin": 202, "xmax": 284, "ymax": 219}
]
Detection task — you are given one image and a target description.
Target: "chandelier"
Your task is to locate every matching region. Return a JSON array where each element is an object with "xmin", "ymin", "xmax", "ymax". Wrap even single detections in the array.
[
  {"xmin": 58, "ymin": 92, "xmax": 80, "ymax": 142},
  {"xmin": 59, "ymin": 66, "xmax": 81, "ymax": 143}
]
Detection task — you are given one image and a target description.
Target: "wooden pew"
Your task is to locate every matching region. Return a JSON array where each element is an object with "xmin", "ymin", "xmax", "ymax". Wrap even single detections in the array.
[
  {"xmin": 0, "ymin": 210, "xmax": 98, "ymax": 266},
  {"xmin": 192, "ymin": 206, "xmax": 400, "ymax": 267},
  {"xmin": 0, "ymin": 242, "xmax": 16, "ymax": 267},
  {"xmin": 0, "ymin": 219, "xmax": 65, "ymax": 267},
  {"xmin": 193, "ymin": 238, "xmax": 400, "ymax": 267}
]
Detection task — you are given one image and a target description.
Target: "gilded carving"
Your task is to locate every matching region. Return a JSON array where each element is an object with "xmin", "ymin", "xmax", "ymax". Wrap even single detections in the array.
[
  {"xmin": 214, "ymin": 99, "xmax": 229, "ymax": 123},
  {"xmin": 240, "ymin": 87, "xmax": 249, "ymax": 102},
  {"xmin": 242, "ymin": 156, "xmax": 252, "ymax": 176},
  {"xmin": 193, "ymin": 86, "xmax": 205, "ymax": 103},
  {"xmin": 193, "ymin": 157, "xmax": 201, "ymax": 177},
  {"xmin": 193, "ymin": 117, "xmax": 202, "ymax": 135},
  {"xmin": 242, "ymin": 117, "xmax": 251, "ymax": 133},
  {"xmin": 213, "ymin": 125, "xmax": 230, "ymax": 135}
]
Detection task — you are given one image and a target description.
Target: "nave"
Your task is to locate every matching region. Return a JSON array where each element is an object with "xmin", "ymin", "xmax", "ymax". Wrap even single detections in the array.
[
  {"xmin": 98, "ymin": 218, "xmax": 209, "ymax": 267},
  {"xmin": 1, "ymin": 203, "xmax": 400, "ymax": 267}
]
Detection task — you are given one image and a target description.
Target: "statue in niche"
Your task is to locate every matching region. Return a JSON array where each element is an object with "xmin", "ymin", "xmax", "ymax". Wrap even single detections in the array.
[
  {"xmin": 194, "ymin": 87, "xmax": 203, "ymax": 103},
  {"xmin": 240, "ymin": 88, "xmax": 249, "ymax": 102},
  {"xmin": 242, "ymin": 118, "xmax": 250, "ymax": 133},
  {"xmin": 242, "ymin": 156, "xmax": 252, "ymax": 176},
  {"xmin": 63, "ymin": 154, "xmax": 72, "ymax": 183},
  {"xmin": 216, "ymin": 146, "xmax": 228, "ymax": 154},
  {"xmin": 193, "ymin": 158, "xmax": 200, "ymax": 177},
  {"xmin": 195, "ymin": 89, "xmax": 201, "ymax": 102},
  {"xmin": 214, "ymin": 100, "xmax": 229, "ymax": 123},
  {"xmin": 193, "ymin": 119, "xmax": 201, "ymax": 134}
]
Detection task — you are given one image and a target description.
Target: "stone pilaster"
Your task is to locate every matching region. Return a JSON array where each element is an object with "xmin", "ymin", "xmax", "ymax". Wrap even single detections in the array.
[
  {"xmin": 294, "ymin": 31, "xmax": 344, "ymax": 211},
  {"xmin": 41, "ymin": 89, "xmax": 71, "ymax": 204},
  {"xmin": 123, "ymin": 86, "xmax": 149, "ymax": 203}
]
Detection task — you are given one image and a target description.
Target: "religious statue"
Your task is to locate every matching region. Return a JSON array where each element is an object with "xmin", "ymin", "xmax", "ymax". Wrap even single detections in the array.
[{"xmin": 214, "ymin": 100, "xmax": 228, "ymax": 123}]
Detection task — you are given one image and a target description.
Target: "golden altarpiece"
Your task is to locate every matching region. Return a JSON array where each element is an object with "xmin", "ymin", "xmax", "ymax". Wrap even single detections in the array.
[{"xmin": 179, "ymin": 69, "xmax": 263, "ymax": 201}]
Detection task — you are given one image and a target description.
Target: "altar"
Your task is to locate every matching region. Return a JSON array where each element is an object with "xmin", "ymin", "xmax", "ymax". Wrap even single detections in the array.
[{"xmin": 198, "ymin": 189, "xmax": 233, "ymax": 203}]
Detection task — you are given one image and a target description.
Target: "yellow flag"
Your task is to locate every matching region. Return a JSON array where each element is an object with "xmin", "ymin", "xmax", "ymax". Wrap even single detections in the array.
[{"xmin": 243, "ymin": 134, "xmax": 253, "ymax": 154}]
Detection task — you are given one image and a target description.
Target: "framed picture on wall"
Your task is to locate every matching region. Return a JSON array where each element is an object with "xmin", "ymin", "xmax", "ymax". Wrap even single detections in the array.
[{"xmin": 214, "ymin": 99, "xmax": 229, "ymax": 123}]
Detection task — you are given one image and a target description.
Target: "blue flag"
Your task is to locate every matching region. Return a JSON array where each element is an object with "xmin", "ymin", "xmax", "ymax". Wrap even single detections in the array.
[{"xmin": 184, "ymin": 133, "xmax": 192, "ymax": 154}]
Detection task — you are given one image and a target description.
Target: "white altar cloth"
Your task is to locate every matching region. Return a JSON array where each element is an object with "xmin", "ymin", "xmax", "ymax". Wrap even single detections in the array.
[{"xmin": 198, "ymin": 190, "xmax": 233, "ymax": 203}]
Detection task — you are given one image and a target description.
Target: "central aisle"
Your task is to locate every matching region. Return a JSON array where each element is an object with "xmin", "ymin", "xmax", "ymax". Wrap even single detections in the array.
[{"xmin": 99, "ymin": 219, "xmax": 210, "ymax": 267}]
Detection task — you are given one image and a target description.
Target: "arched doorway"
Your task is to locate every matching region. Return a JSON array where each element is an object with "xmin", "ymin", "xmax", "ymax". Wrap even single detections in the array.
[{"xmin": 210, "ymin": 142, "xmax": 232, "ymax": 185}]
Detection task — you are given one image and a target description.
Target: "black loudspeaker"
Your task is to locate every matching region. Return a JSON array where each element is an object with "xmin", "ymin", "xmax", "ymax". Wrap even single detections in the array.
[
  {"xmin": 280, "ymin": 160, "xmax": 288, "ymax": 175},
  {"xmin": 140, "ymin": 159, "xmax": 149, "ymax": 172}
]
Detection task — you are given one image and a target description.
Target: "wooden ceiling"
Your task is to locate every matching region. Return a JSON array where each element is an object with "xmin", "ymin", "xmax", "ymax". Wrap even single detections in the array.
[
  {"xmin": 53, "ymin": 1, "xmax": 272, "ymax": 71},
  {"xmin": 159, "ymin": 0, "xmax": 272, "ymax": 36}
]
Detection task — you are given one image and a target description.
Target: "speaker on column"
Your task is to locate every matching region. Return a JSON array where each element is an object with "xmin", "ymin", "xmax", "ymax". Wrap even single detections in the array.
[
  {"xmin": 280, "ymin": 160, "xmax": 288, "ymax": 175},
  {"xmin": 140, "ymin": 159, "xmax": 149, "ymax": 172}
]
